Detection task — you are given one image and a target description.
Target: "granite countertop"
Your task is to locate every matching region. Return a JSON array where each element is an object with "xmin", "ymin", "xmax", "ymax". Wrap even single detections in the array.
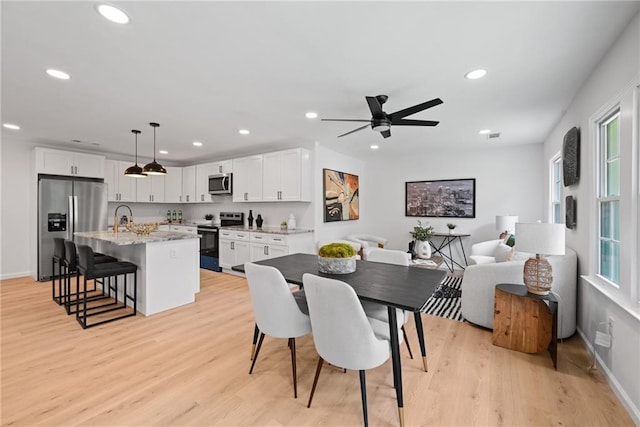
[
  {"xmin": 219, "ymin": 225, "xmax": 313, "ymax": 235},
  {"xmin": 75, "ymin": 230, "xmax": 200, "ymax": 246}
]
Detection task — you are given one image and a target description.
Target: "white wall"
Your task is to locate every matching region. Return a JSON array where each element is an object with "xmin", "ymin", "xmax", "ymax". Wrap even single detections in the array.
[
  {"xmin": 0, "ymin": 139, "xmax": 34, "ymax": 278},
  {"xmin": 542, "ymin": 12, "xmax": 640, "ymax": 424},
  {"xmin": 366, "ymin": 144, "xmax": 544, "ymax": 260}
]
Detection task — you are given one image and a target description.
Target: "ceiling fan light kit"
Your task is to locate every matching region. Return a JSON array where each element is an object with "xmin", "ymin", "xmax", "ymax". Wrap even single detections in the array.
[
  {"xmin": 322, "ymin": 94, "xmax": 443, "ymax": 139},
  {"xmin": 124, "ymin": 129, "xmax": 147, "ymax": 178},
  {"xmin": 142, "ymin": 122, "xmax": 167, "ymax": 176}
]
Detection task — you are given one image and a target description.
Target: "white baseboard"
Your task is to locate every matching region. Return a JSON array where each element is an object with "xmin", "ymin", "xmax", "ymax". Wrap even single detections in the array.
[
  {"xmin": 577, "ymin": 327, "xmax": 640, "ymax": 426},
  {"xmin": 0, "ymin": 271, "xmax": 32, "ymax": 281}
]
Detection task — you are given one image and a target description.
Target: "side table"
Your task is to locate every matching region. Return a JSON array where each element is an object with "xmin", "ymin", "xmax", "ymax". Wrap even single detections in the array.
[{"xmin": 492, "ymin": 283, "xmax": 558, "ymax": 369}]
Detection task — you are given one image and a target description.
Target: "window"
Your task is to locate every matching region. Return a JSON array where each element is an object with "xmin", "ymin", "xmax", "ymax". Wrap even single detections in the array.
[
  {"xmin": 597, "ymin": 111, "xmax": 620, "ymax": 285},
  {"xmin": 550, "ymin": 154, "xmax": 562, "ymax": 224}
]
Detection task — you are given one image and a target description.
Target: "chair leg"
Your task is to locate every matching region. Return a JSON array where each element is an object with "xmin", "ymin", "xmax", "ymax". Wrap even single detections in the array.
[
  {"xmin": 249, "ymin": 333, "xmax": 265, "ymax": 374},
  {"xmin": 401, "ymin": 326, "xmax": 413, "ymax": 359},
  {"xmin": 289, "ymin": 338, "xmax": 298, "ymax": 398},
  {"xmin": 359, "ymin": 370, "xmax": 369, "ymax": 427},
  {"xmin": 250, "ymin": 323, "xmax": 259, "ymax": 360},
  {"xmin": 307, "ymin": 356, "xmax": 324, "ymax": 408}
]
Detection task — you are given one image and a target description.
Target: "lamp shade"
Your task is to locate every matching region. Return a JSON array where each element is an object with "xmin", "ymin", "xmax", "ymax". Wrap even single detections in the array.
[
  {"xmin": 496, "ymin": 215, "xmax": 518, "ymax": 233},
  {"xmin": 515, "ymin": 223, "xmax": 565, "ymax": 255}
]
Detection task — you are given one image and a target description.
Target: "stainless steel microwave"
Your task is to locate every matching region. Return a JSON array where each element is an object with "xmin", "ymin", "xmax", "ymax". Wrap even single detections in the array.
[{"xmin": 208, "ymin": 173, "xmax": 232, "ymax": 195}]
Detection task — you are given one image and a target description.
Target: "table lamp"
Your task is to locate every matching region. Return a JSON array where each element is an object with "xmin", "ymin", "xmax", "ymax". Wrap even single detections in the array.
[
  {"xmin": 496, "ymin": 215, "xmax": 519, "ymax": 239},
  {"xmin": 515, "ymin": 222, "xmax": 565, "ymax": 295}
]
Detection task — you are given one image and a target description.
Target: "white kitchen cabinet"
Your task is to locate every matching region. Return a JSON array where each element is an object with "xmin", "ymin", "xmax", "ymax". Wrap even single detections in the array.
[
  {"xmin": 211, "ymin": 159, "xmax": 233, "ymax": 175},
  {"xmin": 219, "ymin": 230, "xmax": 251, "ymax": 269},
  {"xmin": 182, "ymin": 165, "xmax": 196, "ymax": 203},
  {"xmin": 105, "ymin": 159, "xmax": 137, "ymax": 202},
  {"xmin": 170, "ymin": 225, "xmax": 197, "ymax": 234},
  {"xmin": 136, "ymin": 174, "xmax": 165, "ymax": 202},
  {"xmin": 262, "ymin": 148, "xmax": 311, "ymax": 202},
  {"xmin": 250, "ymin": 232, "xmax": 289, "ymax": 262},
  {"xmin": 164, "ymin": 167, "xmax": 183, "ymax": 203},
  {"xmin": 232, "ymin": 155, "xmax": 263, "ymax": 202},
  {"xmin": 34, "ymin": 147, "xmax": 105, "ymax": 178},
  {"xmin": 195, "ymin": 162, "xmax": 215, "ymax": 203}
]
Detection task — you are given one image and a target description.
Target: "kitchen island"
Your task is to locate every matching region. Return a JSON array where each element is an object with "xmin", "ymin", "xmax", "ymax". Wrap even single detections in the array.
[{"xmin": 74, "ymin": 230, "xmax": 200, "ymax": 316}]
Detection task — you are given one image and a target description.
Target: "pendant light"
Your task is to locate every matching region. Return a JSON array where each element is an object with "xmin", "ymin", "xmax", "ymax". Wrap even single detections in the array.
[
  {"xmin": 142, "ymin": 122, "xmax": 167, "ymax": 175},
  {"xmin": 124, "ymin": 129, "xmax": 147, "ymax": 178}
]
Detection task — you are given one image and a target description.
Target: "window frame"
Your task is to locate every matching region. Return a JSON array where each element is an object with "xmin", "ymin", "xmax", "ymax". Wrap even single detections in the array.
[
  {"xmin": 596, "ymin": 110, "xmax": 621, "ymax": 287},
  {"xmin": 550, "ymin": 152, "xmax": 562, "ymax": 224}
]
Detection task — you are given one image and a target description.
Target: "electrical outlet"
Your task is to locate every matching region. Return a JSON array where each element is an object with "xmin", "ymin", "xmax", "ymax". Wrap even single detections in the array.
[{"xmin": 608, "ymin": 316, "xmax": 614, "ymax": 336}]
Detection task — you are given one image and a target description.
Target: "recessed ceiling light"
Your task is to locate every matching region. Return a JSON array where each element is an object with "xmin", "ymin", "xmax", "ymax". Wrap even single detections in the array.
[
  {"xmin": 370, "ymin": 145, "xmax": 379, "ymax": 150},
  {"xmin": 465, "ymin": 69, "xmax": 487, "ymax": 80},
  {"xmin": 46, "ymin": 69, "xmax": 70, "ymax": 80},
  {"xmin": 159, "ymin": 150, "xmax": 168, "ymax": 154},
  {"xmin": 193, "ymin": 141, "xmax": 203, "ymax": 147},
  {"xmin": 3, "ymin": 123, "xmax": 20, "ymax": 130},
  {"xmin": 478, "ymin": 129, "xmax": 491, "ymax": 135},
  {"xmin": 97, "ymin": 4, "xmax": 130, "ymax": 24},
  {"xmin": 305, "ymin": 112, "xmax": 318, "ymax": 119},
  {"xmin": 238, "ymin": 129, "xmax": 250, "ymax": 135}
]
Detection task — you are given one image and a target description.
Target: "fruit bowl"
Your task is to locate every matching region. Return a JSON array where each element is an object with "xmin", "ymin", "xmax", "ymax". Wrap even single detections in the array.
[{"xmin": 125, "ymin": 222, "xmax": 159, "ymax": 235}]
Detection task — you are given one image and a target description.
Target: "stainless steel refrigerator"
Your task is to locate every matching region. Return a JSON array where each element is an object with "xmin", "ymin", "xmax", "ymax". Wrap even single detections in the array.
[{"xmin": 37, "ymin": 176, "xmax": 108, "ymax": 281}]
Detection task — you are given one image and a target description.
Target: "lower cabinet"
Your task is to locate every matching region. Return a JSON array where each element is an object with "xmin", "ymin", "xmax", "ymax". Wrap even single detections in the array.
[
  {"xmin": 219, "ymin": 230, "xmax": 251, "ymax": 269},
  {"xmin": 219, "ymin": 229, "xmax": 313, "ymax": 270}
]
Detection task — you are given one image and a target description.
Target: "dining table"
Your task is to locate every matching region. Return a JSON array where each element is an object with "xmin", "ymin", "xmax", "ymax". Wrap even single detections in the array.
[{"xmin": 232, "ymin": 253, "xmax": 446, "ymax": 427}]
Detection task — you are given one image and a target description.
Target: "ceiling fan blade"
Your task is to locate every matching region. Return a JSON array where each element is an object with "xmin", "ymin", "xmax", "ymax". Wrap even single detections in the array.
[
  {"xmin": 366, "ymin": 96, "xmax": 384, "ymax": 117},
  {"xmin": 321, "ymin": 118, "xmax": 372, "ymax": 123},
  {"xmin": 391, "ymin": 119, "xmax": 440, "ymax": 127},
  {"xmin": 389, "ymin": 98, "xmax": 443, "ymax": 120},
  {"xmin": 381, "ymin": 130, "xmax": 391, "ymax": 138},
  {"xmin": 338, "ymin": 124, "xmax": 370, "ymax": 138}
]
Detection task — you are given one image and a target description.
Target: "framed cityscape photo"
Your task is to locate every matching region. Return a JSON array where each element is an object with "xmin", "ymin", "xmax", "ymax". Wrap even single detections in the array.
[{"xmin": 405, "ymin": 178, "xmax": 476, "ymax": 218}]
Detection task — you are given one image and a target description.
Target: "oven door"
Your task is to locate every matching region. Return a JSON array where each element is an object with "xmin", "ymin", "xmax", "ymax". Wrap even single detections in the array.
[{"xmin": 198, "ymin": 226, "xmax": 221, "ymax": 271}]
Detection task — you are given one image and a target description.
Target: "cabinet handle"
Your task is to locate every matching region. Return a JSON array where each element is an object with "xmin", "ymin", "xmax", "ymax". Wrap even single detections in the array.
[
  {"xmin": 201, "ymin": 194, "xmax": 204, "ymax": 202},
  {"xmin": 264, "ymin": 245, "xmax": 268, "ymax": 255},
  {"xmin": 231, "ymin": 242, "xmax": 234, "ymax": 250},
  {"xmin": 219, "ymin": 165, "xmax": 222, "ymax": 173},
  {"xmin": 244, "ymin": 192, "xmax": 248, "ymax": 201}
]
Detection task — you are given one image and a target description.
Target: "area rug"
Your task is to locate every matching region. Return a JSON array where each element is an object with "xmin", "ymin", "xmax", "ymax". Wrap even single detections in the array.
[{"xmin": 421, "ymin": 273, "xmax": 463, "ymax": 322}]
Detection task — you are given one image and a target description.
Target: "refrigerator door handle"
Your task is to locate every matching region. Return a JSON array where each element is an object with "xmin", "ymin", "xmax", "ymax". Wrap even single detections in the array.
[
  {"xmin": 72, "ymin": 195, "xmax": 78, "ymax": 238},
  {"xmin": 67, "ymin": 196, "xmax": 73, "ymax": 240}
]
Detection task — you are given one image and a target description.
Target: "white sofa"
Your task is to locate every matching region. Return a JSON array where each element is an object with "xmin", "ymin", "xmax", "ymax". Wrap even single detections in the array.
[{"xmin": 461, "ymin": 245, "xmax": 577, "ymax": 339}]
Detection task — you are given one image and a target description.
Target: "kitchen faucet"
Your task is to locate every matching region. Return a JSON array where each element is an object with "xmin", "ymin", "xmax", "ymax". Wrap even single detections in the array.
[{"xmin": 113, "ymin": 204, "xmax": 133, "ymax": 234}]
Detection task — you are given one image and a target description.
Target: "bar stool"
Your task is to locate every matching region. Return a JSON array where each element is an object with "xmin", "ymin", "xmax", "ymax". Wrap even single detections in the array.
[
  {"xmin": 75, "ymin": 244, "xmax": 137, "ymax": 329},
  {"xmin": 52, "ymin": 238, "xmax": 66, "ymax": 305},
  {"xmin": 62, "ymin": 240, "xmax": 117, "ymax": 315}
]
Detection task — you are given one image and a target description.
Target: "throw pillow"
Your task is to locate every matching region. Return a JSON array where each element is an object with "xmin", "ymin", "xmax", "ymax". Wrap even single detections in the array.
[
  {"xmin": 504, "ymin": 234, "xmax": 516, "ymax": 247},
  {"xmin": 494, "ymin": 243, "xmax": 513, "ymax": 263}
]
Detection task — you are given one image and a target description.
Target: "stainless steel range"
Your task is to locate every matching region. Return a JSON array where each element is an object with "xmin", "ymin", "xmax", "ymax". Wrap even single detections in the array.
[{"xmin": 197, "ymin": 212, "xmax": 243, "ymax": 272}]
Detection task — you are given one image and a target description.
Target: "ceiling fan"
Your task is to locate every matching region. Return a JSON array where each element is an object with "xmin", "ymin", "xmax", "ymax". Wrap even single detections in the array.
[{"xmin": 322, "ymin": 95, "xmax": 443, "ymax": 138}]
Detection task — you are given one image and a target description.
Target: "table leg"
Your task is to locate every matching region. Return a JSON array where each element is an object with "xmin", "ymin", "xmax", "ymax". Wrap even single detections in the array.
[
  {"xmin": 388, "ymin": 307, "xmax": 405, "ymax": 427},
  {"xmin": 413, "ymin": 311, "xmax": 428, "ymax": 372}
]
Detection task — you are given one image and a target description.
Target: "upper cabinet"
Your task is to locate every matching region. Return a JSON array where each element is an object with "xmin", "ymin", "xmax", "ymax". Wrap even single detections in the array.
[
  {"xmin": 212, "ymin": 160, "xmax": 233, "ymax": 175},
  {"xmin": 35, "ymin": 148, "xmax": 105, "ymax": 178},
  {"xmin": 232, "ymin": 155, "xmax": 263, "ymax": 202},
  {"xmin": 164, "ymin": 167, "xmax": 183, "ymax": 203},
  {"xmin": 182, "ymin": 165, "xmax": 196, "ymax": 203},
  {"xmin": 136, "ymin": 174, "xmax": 165, "ymax": 203},
  {"xmin": 262, "ymin": 148, "xmax": 310, "ymax": 202},
  {"xmin": 105, "ymin": 160, "xmax": 137, "ymax": 202},
  {"xmin": 195, "ymin": 162, "xmax": 215, "ymax": 203}
]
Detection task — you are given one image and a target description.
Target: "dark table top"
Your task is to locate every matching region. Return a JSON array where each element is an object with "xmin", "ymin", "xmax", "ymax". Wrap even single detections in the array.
[{"xmin": 232, "ymin": 253, "xmax": 447, "ymax": 312}]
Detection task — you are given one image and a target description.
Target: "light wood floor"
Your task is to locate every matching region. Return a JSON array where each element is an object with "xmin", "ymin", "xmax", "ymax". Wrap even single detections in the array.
[{"xmin": 1, "ymin": 271, "xmax": 633, "ymax": 426}]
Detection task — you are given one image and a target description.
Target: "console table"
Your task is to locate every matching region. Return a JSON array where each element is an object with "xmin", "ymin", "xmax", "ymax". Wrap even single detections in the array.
[
  {"xmin": 428, "ymin": 232, "xmax": 470, "ymax": 272},
  {"xmin": 492, "ymin": 284, "xmax": 558, "ymax": 369}
]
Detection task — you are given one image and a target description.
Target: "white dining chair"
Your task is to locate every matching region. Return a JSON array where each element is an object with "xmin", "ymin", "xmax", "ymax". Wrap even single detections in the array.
[
  {"xmin": 361, "ymin": 248, "xmax": 415, "ymax": 360},
  {"xmin": 244, "ymin": 262, "xmax": 312, "ymax": 398},
  {"xmin": 302, "ymin": 273, "xmax": 394, "ymax": 427}
]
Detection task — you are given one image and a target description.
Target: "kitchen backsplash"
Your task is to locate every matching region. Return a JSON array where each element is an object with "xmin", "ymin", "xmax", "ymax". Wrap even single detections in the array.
[{"xmin": 107, "ymin": 200, "xmax": 313, "ymax": 229}]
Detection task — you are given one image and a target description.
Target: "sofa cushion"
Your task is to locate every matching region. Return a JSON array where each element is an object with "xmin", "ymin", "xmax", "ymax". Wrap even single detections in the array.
[
  {"xmin": 469, "ymin": 255, "xmax": 496, "ymax": 265},
  {"xmin": 494, "ymin": 243, "xmax": 513, "ymax": 262}
]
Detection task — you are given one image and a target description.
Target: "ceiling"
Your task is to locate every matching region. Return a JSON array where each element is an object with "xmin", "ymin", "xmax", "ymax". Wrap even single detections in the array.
[{"xmin": 2, "ymin": 1, "xmax": 639, "ymax": 165}]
